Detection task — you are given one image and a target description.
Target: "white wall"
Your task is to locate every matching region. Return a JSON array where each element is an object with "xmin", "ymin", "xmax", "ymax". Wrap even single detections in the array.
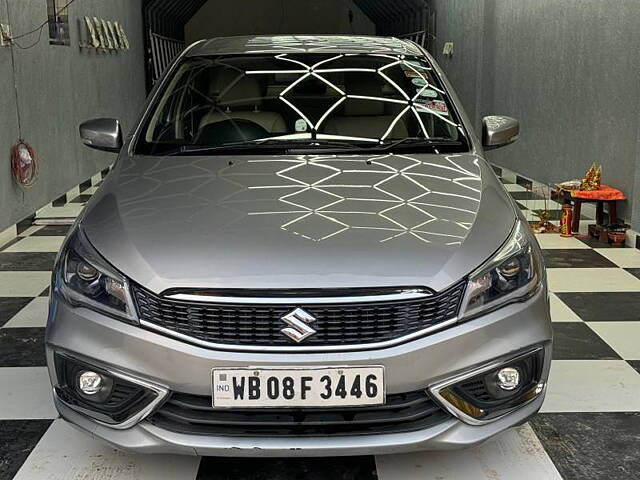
[{"xmin": 185, "ymin": 0, "xmax": 375, "ymax": 43}]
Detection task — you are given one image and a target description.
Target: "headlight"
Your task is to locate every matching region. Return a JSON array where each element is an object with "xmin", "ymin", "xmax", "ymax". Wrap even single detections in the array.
[
  {"xmin": 460, "ymin": 220, "xmax": 543, "ymax": 319},
  {"xmin": 56, "ymin": 229, "xmax": 137, "ymax": 323}
]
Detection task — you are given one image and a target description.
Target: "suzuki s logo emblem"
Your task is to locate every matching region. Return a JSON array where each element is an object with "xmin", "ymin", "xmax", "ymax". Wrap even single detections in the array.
[{"xmin": 280, "ymin": 308, "xmax": 317, "ymax": 343}]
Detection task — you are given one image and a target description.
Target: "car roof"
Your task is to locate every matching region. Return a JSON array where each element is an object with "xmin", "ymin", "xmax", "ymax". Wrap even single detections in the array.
[{"xmin": 185, "ymin": 35, "xmax": 424, "ymax": 57}]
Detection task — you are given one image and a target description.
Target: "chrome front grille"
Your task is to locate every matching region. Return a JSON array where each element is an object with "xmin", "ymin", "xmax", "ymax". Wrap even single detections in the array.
[{"xmin": 131, "ymin": 281, "xmax": 466, "ymax": 350}]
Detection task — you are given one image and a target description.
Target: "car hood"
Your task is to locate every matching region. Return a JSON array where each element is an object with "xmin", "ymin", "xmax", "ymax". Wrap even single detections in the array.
[{"xmin": 81, "ymin": 152, "xmax": 516, "ymax": 294}]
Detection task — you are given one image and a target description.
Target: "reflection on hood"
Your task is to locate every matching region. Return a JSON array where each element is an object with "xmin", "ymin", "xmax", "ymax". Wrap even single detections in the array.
[
  {"xmin": 82, "ymin": 152, "xmax": 513, "ymax": 292},
  {"xmin": 216, "ymin": 153, "xmax": 481, "ymax": 246}
]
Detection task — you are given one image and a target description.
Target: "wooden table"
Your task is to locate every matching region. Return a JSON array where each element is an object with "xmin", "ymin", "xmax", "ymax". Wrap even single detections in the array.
[{"xmin": 567, "ymin": 185, "xmax": 626, "ymax": 233}]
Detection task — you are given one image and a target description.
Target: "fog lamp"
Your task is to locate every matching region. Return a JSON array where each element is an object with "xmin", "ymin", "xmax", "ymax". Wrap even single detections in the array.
[
  {"xmin": 78, "ymin": 371, "xmax": 103, "ymax": 395},
  {"xmin": 496, "ymin": 367, "xmax": 520, "ymax": 391}
]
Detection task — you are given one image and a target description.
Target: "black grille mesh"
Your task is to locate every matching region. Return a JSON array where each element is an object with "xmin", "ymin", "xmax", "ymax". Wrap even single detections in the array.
[
  {"xmin": 148, "ymin": 390, "xmax": 450, "ymax": 436},
  {"xmin": 132, "ymin": 281, "xmax": 465, "ymax": 348}
]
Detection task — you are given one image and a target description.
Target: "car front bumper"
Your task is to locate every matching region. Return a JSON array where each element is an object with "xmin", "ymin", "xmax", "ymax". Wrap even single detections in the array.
[{"xmin": 45, "ymin": 286, "xmax": 552, "ymax": 457}]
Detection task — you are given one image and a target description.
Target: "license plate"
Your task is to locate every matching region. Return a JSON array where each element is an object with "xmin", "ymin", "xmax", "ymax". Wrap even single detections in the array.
[{"xmin": 211, "ymin": 366, "xmax": 385, "ymax": 408}]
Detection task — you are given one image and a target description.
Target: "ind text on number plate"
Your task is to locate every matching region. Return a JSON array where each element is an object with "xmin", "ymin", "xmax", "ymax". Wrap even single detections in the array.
[{"xmin": 212, "ymin": 366, "xmax": 385, "ymax": 408}]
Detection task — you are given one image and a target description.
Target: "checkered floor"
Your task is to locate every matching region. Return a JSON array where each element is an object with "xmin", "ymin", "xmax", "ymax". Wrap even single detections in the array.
[{"xmin": 2, "ymin": 167, "xmax": 640, "ymax": 480}]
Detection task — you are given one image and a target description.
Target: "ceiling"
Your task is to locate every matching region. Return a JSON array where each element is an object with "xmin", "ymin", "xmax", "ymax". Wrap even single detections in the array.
[
  {"xmin": 353, "ymin": 0, "xmax": 429, "ymax": 35},
  {"xmin": 143, "ymin": 0, "xmax": 429, "ymax": 39}
]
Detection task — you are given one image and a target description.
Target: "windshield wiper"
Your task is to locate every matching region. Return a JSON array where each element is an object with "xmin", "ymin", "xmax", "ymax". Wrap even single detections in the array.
[
  {"xmin": 159, "ymin": 137, "xmax": 461, "ymax": 156},
  {"xmin": 289, "ymin": 137, "xmax": 463, "ymax": 154},
  {"xmin": 276, "ymin": 139, "xmax": 368, "ymax": 149},
  {"xmin": 370, "ymin": 137, "xmax": 462, "ymax": 152},
  {"xmin": 160, "ymin": 139, "xmax": 367, "ymax": 156},
  {"xmin": 288, "ymin": 137, "xmax": 463, "ymax": 154},
  {"xmin": 160, "ymin": 141, "xmax": 290, "ymax": 156}
]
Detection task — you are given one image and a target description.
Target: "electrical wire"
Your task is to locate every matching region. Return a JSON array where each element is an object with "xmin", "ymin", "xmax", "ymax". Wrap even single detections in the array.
[
  {"xmin": 10, "ymin": 0, "xmax": 79, "ymax": 49},
  {"xmin": 11, "ymin": 0, "xmax": 78, "ymax": 39},
  {"xmin": 11, "ymin": 140, "xmax": 39, "ymax": 187},
  {"xmin": 12, "ymin": 25, "xmax": 43, "ymax": 49},
  {"xmin": 2, "ymin": 0, "xmax": 73, "ymax": 185},
  {"xmin": 5, "ymin": 0, "xmax": 22, "ymax": 137}
]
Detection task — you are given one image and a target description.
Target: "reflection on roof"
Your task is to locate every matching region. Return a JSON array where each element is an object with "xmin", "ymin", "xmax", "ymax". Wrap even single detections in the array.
[{"xmin": 187, "ymin": 35, "xmax": 424, "ymax": 57}]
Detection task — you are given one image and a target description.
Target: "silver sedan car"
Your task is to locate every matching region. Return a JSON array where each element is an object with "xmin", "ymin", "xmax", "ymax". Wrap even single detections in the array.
[{"xmin": 46, "ymin": 35, "xmax": 551, "ymax": 457}]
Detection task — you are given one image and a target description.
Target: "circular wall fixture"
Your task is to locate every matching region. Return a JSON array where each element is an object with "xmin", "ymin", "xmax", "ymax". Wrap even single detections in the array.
[{"xmin": 10, "ymin": 140, "xmax": 39, "ymax": 186}]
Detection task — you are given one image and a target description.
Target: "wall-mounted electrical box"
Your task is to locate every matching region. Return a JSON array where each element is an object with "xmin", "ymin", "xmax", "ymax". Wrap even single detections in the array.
[
  {"xmin": 0, "ymin": 24, "xmax": 11, "ymax": 47},
  {"xmin": 443, "ymin": 41, "xmax": 454, "ymax": 56}
]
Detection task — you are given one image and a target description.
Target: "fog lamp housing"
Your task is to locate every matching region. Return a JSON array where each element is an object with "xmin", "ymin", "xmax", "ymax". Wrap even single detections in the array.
[
  {"xmin": 430, "ymin": 348, "xmax": 545, "ymax": 424},
  {"xmin": 53, "ymin": 353, "xmax": 166, "ymax": 428}
]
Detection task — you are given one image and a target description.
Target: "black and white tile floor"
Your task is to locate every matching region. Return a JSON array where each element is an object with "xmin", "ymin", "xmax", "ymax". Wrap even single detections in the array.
[{"xmin": 2, "ymin": 168, "xmax": 640, "ymax": 480}]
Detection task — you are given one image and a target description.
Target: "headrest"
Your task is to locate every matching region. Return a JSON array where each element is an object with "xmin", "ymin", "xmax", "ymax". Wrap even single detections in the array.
[
  {"xmin": 209, "ymin": 68, "xmax": 263, "ymax": 108},
  {"xmin": 344, "ymin": 73, "xmax": 386, "ymax": 116}
]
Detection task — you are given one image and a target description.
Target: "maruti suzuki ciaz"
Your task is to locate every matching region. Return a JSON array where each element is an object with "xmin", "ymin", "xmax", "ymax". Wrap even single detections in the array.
[{"xmin": 46, "ymin": 35, "xmax": 551, "ymax": 456}]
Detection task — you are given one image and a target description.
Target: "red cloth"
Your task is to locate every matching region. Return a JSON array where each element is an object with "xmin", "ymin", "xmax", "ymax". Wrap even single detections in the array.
[{"xmin": 571, "ymin": 185, "xmax": 626, "ymax": 201}]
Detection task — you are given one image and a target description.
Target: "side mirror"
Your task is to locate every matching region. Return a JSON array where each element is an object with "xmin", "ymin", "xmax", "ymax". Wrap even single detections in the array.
[
  {"xmin": 482, "ymin": 116, "xmax": 519, "ymax": 150},
  {"xmin": 79, "ymin": 118, "xmax": 122, "ymax": 153}
]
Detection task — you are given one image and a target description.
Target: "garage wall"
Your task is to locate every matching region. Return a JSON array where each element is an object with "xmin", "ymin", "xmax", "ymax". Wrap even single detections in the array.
[
  {"xmin": 0, "ymin": 0, "xmax": 146, "ymax": 232},
  {"xmin": 429, "ymin": 0, "xmax": 485, "ymax": 127},
  {"xmin": 185, "ymin": 0, "xmax": 376, "ymax": 43},
  {"xmin": 431, "ymin": 0, "xmax": 640, "ymax": 229},
  {"xmin": 0, "ymin": 1, "xmax": 20, "ymax": 231}
]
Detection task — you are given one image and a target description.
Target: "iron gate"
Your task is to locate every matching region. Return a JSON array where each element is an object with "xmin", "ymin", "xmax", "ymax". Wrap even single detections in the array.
[{"xmin": 148, "ymin": 32, "xmax": 185, "ymax": 83}]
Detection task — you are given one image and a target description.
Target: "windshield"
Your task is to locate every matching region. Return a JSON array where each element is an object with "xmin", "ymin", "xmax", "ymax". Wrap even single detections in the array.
[{"xmin": 135, "ymin": 52, "xmax": 469, "ymax": 155}]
